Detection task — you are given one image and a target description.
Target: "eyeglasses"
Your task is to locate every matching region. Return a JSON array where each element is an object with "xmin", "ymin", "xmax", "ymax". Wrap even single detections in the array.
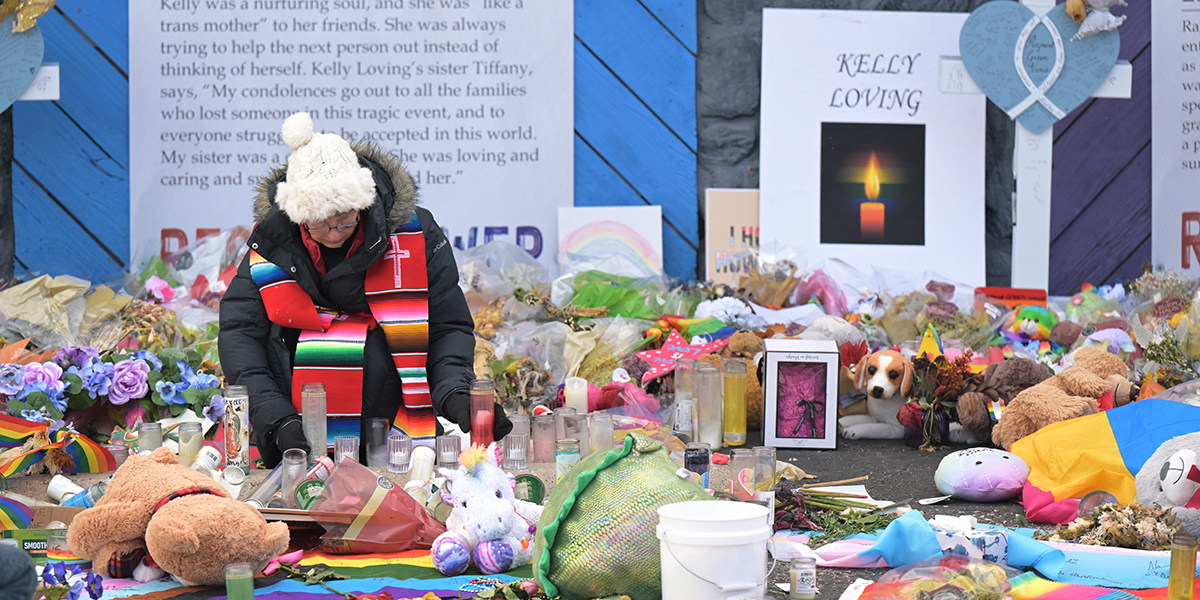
[{"xmin": 305, "ymin": 217, "xmax": 359, "ymax": 234}]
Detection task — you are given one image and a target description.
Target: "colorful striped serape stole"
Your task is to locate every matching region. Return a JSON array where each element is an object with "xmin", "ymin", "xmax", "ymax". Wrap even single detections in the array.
[
  {"xmin": 249, "ymin": 216, "xmax": 435, "ymax": 449},
  {"xmin": 365, "ymin": 216, "xmax": 435, "ymax": 447}
]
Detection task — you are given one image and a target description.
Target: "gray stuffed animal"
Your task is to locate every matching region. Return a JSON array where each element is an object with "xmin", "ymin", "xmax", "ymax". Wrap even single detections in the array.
[{"xmin": 1135, "ymin": 431, "xmax": 1200, "ymax": 535}]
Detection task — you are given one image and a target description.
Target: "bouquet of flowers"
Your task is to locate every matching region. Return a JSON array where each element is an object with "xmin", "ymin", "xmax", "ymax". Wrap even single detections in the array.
[
  {"xmin": 0, "ymin": 346, "xmax": 223, "ymax": 432},
  {"xmin": 896, "ymin": 351, "xmax": 976, "ymax": 451}
]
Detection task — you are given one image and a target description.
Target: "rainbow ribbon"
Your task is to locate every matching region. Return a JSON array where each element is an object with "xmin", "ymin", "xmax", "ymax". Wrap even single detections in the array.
[{"xmin": 0, "ymin": 415, "xmax": 115, "ymax": 477}]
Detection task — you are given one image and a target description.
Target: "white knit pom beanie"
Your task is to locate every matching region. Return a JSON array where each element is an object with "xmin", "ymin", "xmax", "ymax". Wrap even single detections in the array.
[{"xmin": 274, "ymin": 112, "xmax": 376, "ymax": 225}]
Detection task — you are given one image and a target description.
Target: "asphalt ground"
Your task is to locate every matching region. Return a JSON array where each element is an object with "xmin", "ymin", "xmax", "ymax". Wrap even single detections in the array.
[{"xmin": 759, "ymin": 434, "xmax": 1030, "ymax": 600}]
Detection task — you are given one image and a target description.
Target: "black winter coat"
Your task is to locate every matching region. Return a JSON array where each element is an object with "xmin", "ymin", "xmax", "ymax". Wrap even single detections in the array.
[{"xmin": 218, "ymin": 142, "xmax": 475, "ymax": 466}]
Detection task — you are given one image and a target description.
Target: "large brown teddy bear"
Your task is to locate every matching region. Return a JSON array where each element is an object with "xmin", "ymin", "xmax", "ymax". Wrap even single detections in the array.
[
  {"xmin": 956, "ymin": 358, "xmax": 1052, "ymax": 445},
  {"xmin": 991, "ymin": 346, "xmax": 1133, "ymax": 450},
  {"xmin": 68, "ymin": 446, "xmax": 289, "ymax": 586}
]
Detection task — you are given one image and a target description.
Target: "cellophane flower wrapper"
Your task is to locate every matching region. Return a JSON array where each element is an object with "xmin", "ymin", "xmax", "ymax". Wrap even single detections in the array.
[
  {"xmin": 309, "ymin": 457, "xmax": 446, "ymax": 554},
  {"xmin": 859, "ymin": 555, "xmax": 1019, "ymax": 600}
]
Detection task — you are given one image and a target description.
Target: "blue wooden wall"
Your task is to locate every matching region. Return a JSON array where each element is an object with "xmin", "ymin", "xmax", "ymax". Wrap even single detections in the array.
[
  {"xmin": 12, "ymin": 0, "xmax": 698, "ymax": 283},
  {"xmin": 1049, "ymin": 0, "xmax": 1148, "ymax": 295}
]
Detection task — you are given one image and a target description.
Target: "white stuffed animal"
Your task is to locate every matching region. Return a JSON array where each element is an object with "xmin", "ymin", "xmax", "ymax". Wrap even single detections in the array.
[{"xmin": 429, "ymin": 443, "xmax": 543, "ymax": 575}]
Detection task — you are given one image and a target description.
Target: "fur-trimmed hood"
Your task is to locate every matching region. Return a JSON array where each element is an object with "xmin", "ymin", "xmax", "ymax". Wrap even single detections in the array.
[{"xmin": 252, "ymin": 140, "xmax": 418, "ymax": 232}]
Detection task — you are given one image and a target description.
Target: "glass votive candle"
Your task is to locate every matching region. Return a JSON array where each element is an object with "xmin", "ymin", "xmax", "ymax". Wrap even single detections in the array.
[
  {"xmin": 790, "ymin": 557, "xmax": 817, "ymax": 600},
  {"xmin": 387, "ymin": 432, "xmax": 412, "ymax": 474},
  {"xmin": 103, "ymin": 444, "xmax": 128, "ymax": 470},
  {"xmin": 503, "ymin": 428, "xmax": 530, "ymax": 471},
  {"xmin": 755, "ymin": 446, "xmax": 777, "ymax": 492},
  {"xmin": 225, "ymin": 562, "xmax": 255, "ymax": 600},
  {"xmin": 436, "ymin": 435, "xmax": 461, "ymax": 466},
  {"xmin": 46, "ymin": 528, "xmax": 90, "ymax": 570},
  {"xmin": 554, "ymin": 407, "xmax": 577, "ymax": 440},
  {"xmin": 137, "ymin": 422, "xmax": 162, "ymax": 454},
  {"xmin": 281, "ymin": 448, "xmax": 307, "ymax": 509},
  {"xmin": 562, "ymin": 414, "xmax": 589, "ymax": 458},
  {"xmin": 589, "ymin": 413, "xmax": 614, "ymax": 453},
  {"xmin": 176, "ymin": 422, "xmax": 203, "ymax": 468},
  {"xmin": 365, "ymin": 418, "xmax": 389, "ymax": 467},
  {"xmin": 334, "ymin": 435, "xmax": 359, "ymax": 464},
  {"xmin": 531, "ymin": 414, "xmax": 556, "ymax": 463}
]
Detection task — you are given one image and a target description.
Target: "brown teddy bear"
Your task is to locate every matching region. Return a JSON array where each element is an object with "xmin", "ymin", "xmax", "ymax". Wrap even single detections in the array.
[
  {"xmin": 717, "ymin": 330, "xmax": 765, "ymax": 430},
  {"xmin": 956, "ymin": 358, "xmax": 1052, "ymax": 446},
  {"xmin": 68, "ymin": 446, "xmax": 289, "ymax": 586},
  {"xmin": 991, "ymin": 346, "xmax": 1134, "ymax": 450}
]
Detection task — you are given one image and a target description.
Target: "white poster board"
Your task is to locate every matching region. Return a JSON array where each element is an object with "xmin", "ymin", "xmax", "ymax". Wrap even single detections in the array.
[
  {"xmin": 759, "ymin": 9, "xmax": 986, "ymax": 285},
  {"xmin": 1152, "ymin": 3, "xmax": 1200, "ymax": 274},
  {"xmin": 130, "ymin": 1, "xmax": 572, "ymax": 270}
]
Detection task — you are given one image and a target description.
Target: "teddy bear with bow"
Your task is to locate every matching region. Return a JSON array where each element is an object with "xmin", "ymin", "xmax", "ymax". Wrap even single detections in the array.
[
  {"xmin": 67, "ymin": 446, "xmax": 289, "ymax": 586},
  {"xmin": 991, "ymin": 346, "xmax": 1135, "ymax": 450}
]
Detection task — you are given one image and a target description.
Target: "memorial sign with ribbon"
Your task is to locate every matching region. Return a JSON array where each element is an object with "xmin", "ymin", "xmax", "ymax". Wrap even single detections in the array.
[{"xmin": 959, "ymin": 2, "xmax": 1120, "ymax": 134}]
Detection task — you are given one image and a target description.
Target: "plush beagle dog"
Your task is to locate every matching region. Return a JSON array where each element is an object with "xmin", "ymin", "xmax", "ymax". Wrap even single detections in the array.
[
  {"xmin": 837, "ymin": 350, "xmax": 913, "ymax": 440},
  {"xmin": 838, "ymin": 349, "xmax": 972, "ymax": 443}
]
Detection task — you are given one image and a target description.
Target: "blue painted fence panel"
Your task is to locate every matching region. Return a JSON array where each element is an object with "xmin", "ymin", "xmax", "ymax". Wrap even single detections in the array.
[{"xmin": 14, "ymin": 0, "xmax": 701, "ymax": 283}]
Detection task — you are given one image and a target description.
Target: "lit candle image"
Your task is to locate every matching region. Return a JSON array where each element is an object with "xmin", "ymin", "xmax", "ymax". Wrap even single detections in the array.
[{"xmin": 860, "ymin": 153, "xmax": 884, "ymax": 239}]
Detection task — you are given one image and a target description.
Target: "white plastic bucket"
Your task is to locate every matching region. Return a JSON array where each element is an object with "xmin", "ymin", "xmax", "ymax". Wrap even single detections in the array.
[{"xmin": 656, "ymin": 501, "xmax": 771, "ymax": 600}]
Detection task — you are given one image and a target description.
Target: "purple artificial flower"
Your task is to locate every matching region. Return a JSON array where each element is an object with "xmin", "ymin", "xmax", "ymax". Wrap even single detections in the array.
[
  {"xmin": 108, "ymin": 359, "xmax": 151, "ymax": 406},
  {"xmin": 84, "ymin": 572, "xmax": 104, "ymax": 600},
  {"xmin": 0, "ymin": 364, "xmax": 23, "ymax": 395},
  {"xmin": 203, "ymin": 395, "xmax": 226, "ymax": 421},
  {"xmin": 42, "ymin": 560, "xmax": 66, "ymax": 586},
  {"xmin": 133, "ymin": 351, "xmax": 163, "ymax": 371},
  {"xmin": 53, "ymin": 346, "xmax": 100, "ymax": 370},
  {"xmin": 23, "ymin": 362, "xmax": 63, "ymax": 388},
  {"xmin": 155, "ymin": 380, "xmax": 188, "ymax": 406}
]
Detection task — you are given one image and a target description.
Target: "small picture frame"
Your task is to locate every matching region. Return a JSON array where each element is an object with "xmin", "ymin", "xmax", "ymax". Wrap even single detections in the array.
[{"xmin": 762, "ymin": 339, "xmax": 839, "ymax": 449}]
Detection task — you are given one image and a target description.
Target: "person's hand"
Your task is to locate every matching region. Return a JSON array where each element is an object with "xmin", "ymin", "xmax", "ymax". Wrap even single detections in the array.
[
  {"xmin": 444, "ymin": 393, "xmax": 515, "ymax": 440},
  {"xmin": 274, "ymin": 417, "xmax": 311, "ymax": 456},
  {"xmin": 492, "ymin": 402, "xmax": 513, "ymax": 440}
]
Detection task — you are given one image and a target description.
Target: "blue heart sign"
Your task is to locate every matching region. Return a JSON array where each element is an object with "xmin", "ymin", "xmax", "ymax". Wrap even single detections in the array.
[
  {"xmin": 959, "ymin": 2, "xmax": 1119, "ymax": 134},
  {"xmin": 0, "ymin": 15, "xmax": 44, "ymax": 113}
]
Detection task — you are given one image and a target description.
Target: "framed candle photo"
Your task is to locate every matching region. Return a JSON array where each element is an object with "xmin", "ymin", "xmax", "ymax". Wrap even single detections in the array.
[
  {"xmin": 759, "ymin": 9, "xmax": 985, "ymax": 285},
  {"xmin": 819, "ymin": 123, "xmax": 925, "ymax": 246},
  {"xmin": 762, "ymin": 339, "xmax": 839, "ymax": 450}
]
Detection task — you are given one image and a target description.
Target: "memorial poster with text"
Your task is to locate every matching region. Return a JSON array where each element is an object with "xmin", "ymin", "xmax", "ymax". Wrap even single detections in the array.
[
  {"xmin": 1153, "ymin": 1, "xmax": 1200, "ymax": 274},
  {"xmin": 130, "ymin": 0, "xmax": 572, "ymax": 270},
  {"xmin": 759, "ymin": 9, "xmax": 986, "ymax": 285}
]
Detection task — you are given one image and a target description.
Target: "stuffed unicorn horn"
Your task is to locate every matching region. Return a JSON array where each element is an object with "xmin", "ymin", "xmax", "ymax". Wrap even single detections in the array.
[{"xmin": 430, "ymin": 443, "xmax": 543, "ymax": 576}]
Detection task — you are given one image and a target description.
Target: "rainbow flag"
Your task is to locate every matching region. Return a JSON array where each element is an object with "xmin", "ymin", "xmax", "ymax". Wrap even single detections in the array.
[
  {"xmin": 0, "ymin": 416, "xmax": 115, "ymax": 476},
  {"xmin": 0, "ymin": 496, "xmax": 33, "ymax": 530},
  {"xmin": 0, "ymin": 414, "xmax": 47, "ymax": 446},
  {"xmin": 1009, "ymin": 572, "xmax": 1139, "ymax": 600},
  {"xmin": 1012, "ymin": 399, "xmax": 1200, "ymax": 524}
]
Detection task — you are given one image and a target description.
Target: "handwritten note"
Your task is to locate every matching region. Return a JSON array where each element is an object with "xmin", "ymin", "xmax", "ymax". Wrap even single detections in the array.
[
  {"xmin": 0, "ymin": 15, "xmax": 44, "ymax": 112},
  {"xmin": 959, "ymin": 2, "xmax": 1119, "ymax": 133}
]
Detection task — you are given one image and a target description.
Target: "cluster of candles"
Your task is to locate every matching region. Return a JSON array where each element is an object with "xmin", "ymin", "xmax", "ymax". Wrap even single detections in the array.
[{"xmin": 671, "ymin": 357, "xmax": 749, "ymax": 450}]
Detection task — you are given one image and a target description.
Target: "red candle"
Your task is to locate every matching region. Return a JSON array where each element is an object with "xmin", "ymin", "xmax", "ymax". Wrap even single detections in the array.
[
  {"xmin": 861, "ymin": 201, "xmax": 884, "ymax": 239},
  {"xmin": 470, "ymin": 379, "xmax": 495, "ymax": 448}
]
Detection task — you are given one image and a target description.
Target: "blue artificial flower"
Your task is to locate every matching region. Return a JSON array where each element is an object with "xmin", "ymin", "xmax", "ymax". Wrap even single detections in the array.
[
  {"xmin": 181, "ymin": 363, "xmax": 218, "ymax": 390},
  {"xmin": 155, "ymin": 380, "xmax": 188, "ymax": 405},
  {"xmin": 69, "ymin": 361, "xmax": 116, "ymax": 399},
  {"xmin": 203, "ymin": 395, "xmax": 226, "ymax": 421},
  {"xmin": 43, "ymin": 560, "xmax": 66, "ymax": 586},
  {"xmin": 20, "ymin": 409, "xmax": 47, "ymax": 423},
  {"xmin": 0, "ymin": 364, "xmax": 24, "ymax": 395},
  {"xmin": 68, "ymin": 579, "xmax": 85, "ymax": 600},
  {"xmin": 85, "ymin": 572, "xmax": 103, "ymax": 599},
  {"xmin": 17, "ymin": 380, "xmax": 67, "ymax": 411},
  {"xmin": 133, "ymin": 351, "xmax": 163, "ymax": 371}
]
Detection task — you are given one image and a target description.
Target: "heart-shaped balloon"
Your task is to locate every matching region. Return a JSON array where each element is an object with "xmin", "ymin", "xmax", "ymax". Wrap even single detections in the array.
[
  {"xmin": 0, "ymin": 15, "xmax": 45, "ymax": 112},
  {"xmin": 959, "ymin": 2, "xmax": 1119, "ymax": 134}
]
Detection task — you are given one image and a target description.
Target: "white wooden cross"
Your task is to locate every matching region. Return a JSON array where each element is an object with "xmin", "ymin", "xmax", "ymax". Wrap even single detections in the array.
[{"xmin": 939, "ymin": 0, "xmax": 1132, "ymax": 289}]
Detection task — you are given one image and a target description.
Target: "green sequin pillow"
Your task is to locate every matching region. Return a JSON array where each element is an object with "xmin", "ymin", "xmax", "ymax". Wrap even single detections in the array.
[{"xmin": 534, "ymin": 433, "xmax": 712, "ymax": 600}]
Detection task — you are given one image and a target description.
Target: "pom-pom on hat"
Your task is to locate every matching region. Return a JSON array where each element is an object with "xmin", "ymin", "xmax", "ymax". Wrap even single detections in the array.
[{"xmin": 274, "ymin": 112, "xmax": 376, "ymax": 225}]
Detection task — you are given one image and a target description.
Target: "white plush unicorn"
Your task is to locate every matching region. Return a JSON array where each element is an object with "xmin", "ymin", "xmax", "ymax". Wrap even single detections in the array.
[{"xmin": 429, "ymin": 443, "xmax": 543, "ymax": 575}]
